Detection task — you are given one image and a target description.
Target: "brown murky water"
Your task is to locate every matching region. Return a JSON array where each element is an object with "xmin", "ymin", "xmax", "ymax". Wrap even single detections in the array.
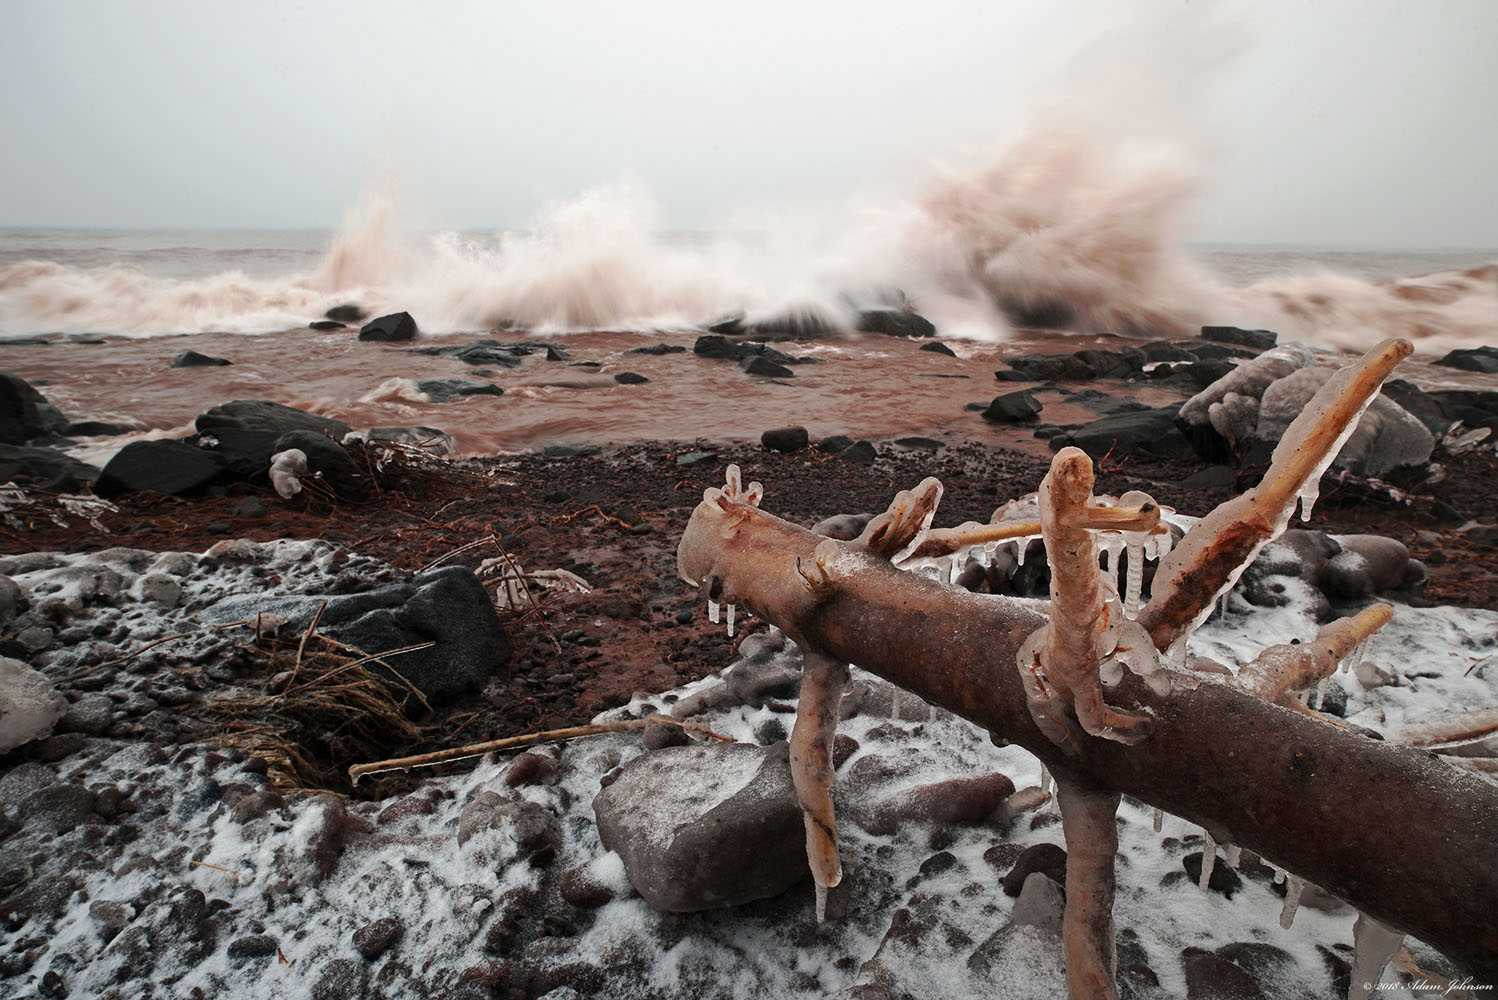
[{"xmin": 4, "ymin": 328, "xmax": 1493, "ymax": 465}]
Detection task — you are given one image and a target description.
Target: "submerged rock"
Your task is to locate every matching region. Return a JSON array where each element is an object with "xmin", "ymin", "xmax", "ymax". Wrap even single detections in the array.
[{"xmin": 593, "ymin": 741, "xmax": 805, "ymax": 911}]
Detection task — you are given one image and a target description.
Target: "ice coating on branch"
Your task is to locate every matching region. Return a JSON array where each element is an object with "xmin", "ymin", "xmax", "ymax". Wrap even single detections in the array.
[
  {"xmin": 1198, "ymin": 831, "xmax": 1218, "ymax": 890},
  {"xmin": 1350, "ymin": 912, "xmax": 1406, "ymax": 1000},
  {"xmin": 1230, "ymin": 603, "xmax": 1393, "ymax": 705},
  {"xmin": 1139, "ymin": 339, "xmax": 1413, "ymax": 656},
  {"xmin": 790, "ymin": 651, "xmax": 850, "ymax": 922},
  {"xmin": 1281, "ymin": 876, "xmax": 1306, "ymax": 929},
  {"xmin": 1017, "ymin": 448, "xmax": 1164, "ymax": 752},
  {"xmin": 859, "ymin": 477, "xmax": 943, "ymax": 561}
]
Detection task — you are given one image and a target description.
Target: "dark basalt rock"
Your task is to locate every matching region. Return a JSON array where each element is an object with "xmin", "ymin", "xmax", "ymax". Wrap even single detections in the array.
[
  {"xmin": 919, "ymin": 341, "xmax": 957, "ymax": 357},
  {"xmin": 0, "ymin": 372, "xmax": 70, "ymax": 446},
  {"xmin": 840, "ymin": 440, "xmax": 878, "ymax": 464},
  {"xmin": 171, "ymin": 350, "xmax": 232, "ymax": 368},
  {"xmin": 195, "ymin": 400, "xmax": 350, "ymax": 442},
  {"xmin": 417, "ymin": 379, "xmax": 504, "ymax": 402},
  {"xmin": 857, "ymin": 310, "xmax": 937, "ymax": 338},
  {"xmin": 982, "ymin": 390, "xmax": 1042, "ymax": 424},
  {"xmin": 93, "ymin": 440, "xmax": 227, "ymax": 499},
  {"xmin": 1201, "ymin": 325, "xmax": 1278, "ymax": 350},
  {"xmin": 613, "ymin": 372, "xmax": 649, "ymax": 384},
  {"xmin": 761, "ymin": 426, "xmax": 810, "ymax": 452},
  {"xmin": 741, "ymin": 355, "xmax": 794, "ymax": 378},
  {"xmin": 1052, "ymin": 406, "xmax": 1195, "ymax": 461},
  {"xmin": 693, "ymin": 334, "xmax": 741, "ymax": 360},
  {"xmin": 204, "ymin": 565, "xmax": 511, "ymax": 703},
  {"xmin": 357, "ymin": 311, "xmax": 418, "ymax": 342},
  {"xmin": 308, "ymin": 319, "xmax": 346, "ymax": 331},
  {"xmin": 0, "ymin": 444, "xmax": 100, "ymax": 492},
  {"xmin": 627, "ymin": 343, "xmax": 687, "ymax": 355},
  {"xmin": 407, "ymin": 340, "xmax": 529, "ymax": 368},
  {"xmin": 325, "ymin": 303, "xmax": 366, "ymax": 323},
  {"xmin": 1434, "ymin": 345, "xmax": 1498, "ymax": 374}
]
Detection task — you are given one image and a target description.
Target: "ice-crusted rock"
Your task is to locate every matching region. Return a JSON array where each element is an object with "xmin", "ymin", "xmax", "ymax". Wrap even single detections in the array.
[
  {"xmin": 592, "ymin": 741, "xmax": 805, "ymax": 911},
  {"xmin": 0, "ymin": 656, "xmax": 67, "ymax": 752},
  {"xmin": 1177, "ymin": 343, "xmax": 1317, "ymax": 460},
  {"xmin": 1256, "ymin": 366, "xmax": 1434, "ymax": 476},
  {"xmin": 203, "ymin": 564, "xmax": 510, "ymax": 703}
]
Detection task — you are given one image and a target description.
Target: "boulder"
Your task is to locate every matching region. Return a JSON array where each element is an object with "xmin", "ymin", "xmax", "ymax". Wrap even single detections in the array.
[
  {"xmin": 693, "ymin": 334, "xmax": 742, "ymax": 360},
  {"xmin": 1053, "ymin": 407, "xmax": 1195, "ymax": 461},
  {"xmin": 358, "ymin": 311, "xmax": 418, "ymax": 342},
  {"xmin": 1257, "ymin": 367, "xmax": 1434, "ymax": 476},
  {"xmin": 0, "ymin": 656, "xmax": 67, "ymax": 752},
  {"xmin": 741, "ymin": 356, "xmax": 794, "ymax": 378},
  {"xmin": 0, "ymin": 373, "xmax": 69, "ymax": 445},
  {"xmin": 416, "ymin": 379, "xmax": 504, "ymax": 403},
  {"xmin": 308, "ymin": 320, "xmax": 346, "ymax": 331},
  {"xmin": 982, "ymin": 390, "xmax": 1042, "ymax": 424},
  {"xmin": 93, "ymin": 439, "xmax": 227, "ymax": 499},
  {"xmin": 857, "ymin": 310, "xmax": 937, "ymax": 338},
  {"xmin": 407, "ymin": 340, "xmax": 528, "ymax": 368},
  {"xmin": 0, "ymin": 444, "xmax": 100, "ymax": 492},
  {"xmin": 1176, "ymin": 344, "xmax": 1316, "ymax": 461},
  {"xmin": 593, "ymin": 741, "xmax": 806, "ymax": 911},
  {"xmin": 840, "ymin": 440, "xmax": 878, "ymax": 464},
  {"xmin": 1201, "ymin": 326, "xmax": 1278, "ymax": 350},
  {"xmin": 919, "ymin": 341, "xmax": 957, "ymax": 357},
  {"xmin": 195, "ymin": 400, "xmax": 349, "ymax": 442},
  {"xmin": 203, "ymin": 565, "xmax": 510, "ymax": 704},
  {"xmin": 761, "ymin": 426, "xmax": 810, "ymax": 452},
  {"xmin": 1434, "ymin": 346, "xmax": 1498, "ymax": 374}
]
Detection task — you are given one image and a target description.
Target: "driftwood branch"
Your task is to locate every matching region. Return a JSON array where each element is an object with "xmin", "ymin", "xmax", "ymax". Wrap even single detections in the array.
[{"xmin": 675, "ymin": 338, "xmax": 1498, "ymax": 988}]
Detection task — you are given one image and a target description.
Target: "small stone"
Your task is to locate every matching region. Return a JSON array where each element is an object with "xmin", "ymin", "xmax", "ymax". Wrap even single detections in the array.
[
  {"xmin": 353, "ymin": 916, "xmax": 404, "ymax": 960},
  {"xmin": 840, "ymin": 440, "xmax": 877, "ymax": 464},
  {"xmin": 172, "ymin": 350, "xmax": 232, "ymax": 368},
  {"xmin": 613, "ymin": 372, "xmax": 649, "ymax": 384},
  {"xmin": 1003, "ymin": 842, "xmax": 1068, "ymax": 897},
  {"xmin": 982, "ymin": 390, "xmax": 1042, "ymax": 424},
  {"xmin": 228, "ymin": 934, "xmax": 280, "ymax": 960},
  {"xmin": 1012, "ymin": 871, "xmax": 1066, "ymax": 936},
  {"xmin": 919, "ymin": 341, "xmax": 957, "ymax": 356}
]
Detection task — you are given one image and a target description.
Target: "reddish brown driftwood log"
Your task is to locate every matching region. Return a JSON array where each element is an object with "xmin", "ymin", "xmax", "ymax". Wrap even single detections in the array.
[{"xmin": 680, "ymin": 502, "xmax": 1498, "ymax": 982}]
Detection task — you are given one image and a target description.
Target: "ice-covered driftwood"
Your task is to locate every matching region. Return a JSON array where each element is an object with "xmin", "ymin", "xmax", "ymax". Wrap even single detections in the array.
[{"xmin": 676, "ymin": 338, "xmax": 1498, "ymax": 993}]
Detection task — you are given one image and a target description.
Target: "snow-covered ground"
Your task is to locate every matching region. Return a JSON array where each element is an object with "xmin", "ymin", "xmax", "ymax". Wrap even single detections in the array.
[{"xmin": 2, "ymin": 539, "xmax": 1495, "ymax": 999}]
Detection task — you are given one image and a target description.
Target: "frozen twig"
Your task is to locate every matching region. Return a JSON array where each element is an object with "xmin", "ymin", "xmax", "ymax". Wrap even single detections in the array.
[
  {"xmin": 1230, "ymin": 603, "xmax": 1393, "ymax": 705},
  {"xmin": 789, "ymin": 650, "xmax": 850, "ymax": 922},
  {"xmin": 1055, "ymin": 772, "xmax": 1124, "ymax": 1000}
]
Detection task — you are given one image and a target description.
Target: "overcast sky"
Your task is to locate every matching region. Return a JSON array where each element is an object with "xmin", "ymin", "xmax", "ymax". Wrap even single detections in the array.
[{"xmin": 1, "ymin": 0, "xmax": 1494, "ymax": 246}]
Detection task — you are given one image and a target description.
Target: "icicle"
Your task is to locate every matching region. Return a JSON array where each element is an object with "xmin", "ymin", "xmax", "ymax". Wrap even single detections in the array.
[
  {"xmin": 1039, "ymin": 766, "xmax": 1053, "ymax": 795},
  {"xmin": 1124, "ymin": 541, "xmax": 1145, "ymax": 617},
  {"xmin": 1153, "ymin": 808, "xmax": 1163, "ymax": 832},
  {"xmin": 891, "ymin": 687, "xmax": 902, "ymax": 720},
  {"xmin": 1298, "ymin": 480, "xmax": 1320, "ymax": 522},
  {"xmin": 1312, "ymin": 676, "xmax": 1327, "ymax": 710},
  {"xmin": 1343, "ymin": 636, "xmax": 1369, "ymax": 674},
  {"xmin": 1224, "ymin": 844, "xmax": 1241, "ymax": 868},
  {"xmin": 1280, "ymin": 875, "xmax": 1306, "ymax": 929},
  {"xmin": 948, "ymin": 557, "xmax": 960, "ymax": 585},
  {"xmin": 725, "ymin": 603, "xmax": 736, "ymax": 637},
  {"xmin": 815, "ymin": 882, "xmax": 828, "ymax": 924},
  {"xmin": 707, "ymin": 599, "xmax": 720, "ymax": 624},
  {"xmin": 1198, "ymin": 831, "xmax": 1218, "ymax": 890},
  {"xmin": 1349, "ymin": 912, "xmax": 1406, "ymax": 1000}
]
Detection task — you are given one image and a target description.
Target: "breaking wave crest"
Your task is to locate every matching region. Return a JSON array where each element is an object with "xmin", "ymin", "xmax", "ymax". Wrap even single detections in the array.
[{"xmin": 1, "ymin": 132, "xmax": 1492, "ymax": 349}]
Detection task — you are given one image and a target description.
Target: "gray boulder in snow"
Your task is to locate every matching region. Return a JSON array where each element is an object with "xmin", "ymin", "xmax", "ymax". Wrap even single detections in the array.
[
  {"xmin": 1176, "ymin": 343, "xmax": 1317, "ymax": 460},
  {"xmin": 0, "ymin": 656, "xmax": 68, "ymax": 752},
  {"xmin": 593, "ymin": 741, "xmax": 806, "ymax": 911}
]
